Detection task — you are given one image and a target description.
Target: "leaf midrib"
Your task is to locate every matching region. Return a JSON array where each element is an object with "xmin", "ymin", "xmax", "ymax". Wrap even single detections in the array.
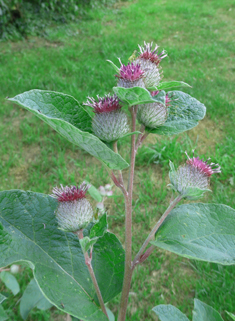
[{"xmin": 0, "ymin": 213, "xmax": 95, "ymax": 304}]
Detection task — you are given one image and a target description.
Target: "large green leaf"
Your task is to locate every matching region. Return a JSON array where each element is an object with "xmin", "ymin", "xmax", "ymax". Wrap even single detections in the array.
[
  {"xmin": 8, "ymin": 91, "xmax": 128, "ymax": 170},
  {"xmin": 9, "ymin": 90, "xmax": 92, "ymax": 133},
  {"xmin": 20, "ymin": 278, "xmax": 53, "ymax": 320},
  {"xmin": 0, "ymin": 190, "xmax": 125, "ymax": 321},
  {"xmin": 152, "ymin": 304, "xmax": 190, "ymax": 321},
  {"xmin": 151, "ymin": 203, "xmax": 235, "ymax": 265},
  {"xmin": 192, "ymin": 299, "xmax": 224, "ymax": 321},
  {"xmin": 0, "ymin": 272, "xmax": 20, "ymax": 295},
  {"xmin": 113, "ymin": 86, "xmax": 158, "ymax": 106},
  {"xmin": 147, "ymin": 91, "xmax": 206, "ymax": 135}
]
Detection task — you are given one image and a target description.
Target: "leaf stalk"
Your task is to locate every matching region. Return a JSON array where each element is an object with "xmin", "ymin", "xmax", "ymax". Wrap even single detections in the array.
[{"xmin": 76, "ymin": 230, "xmax": 109, "ymax": 319}]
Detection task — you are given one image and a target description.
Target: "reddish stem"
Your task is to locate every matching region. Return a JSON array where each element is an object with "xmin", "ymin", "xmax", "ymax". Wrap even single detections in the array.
[
  {"xmin": 76, "ymin": 230, "xmax": 108, "ymax": 318},
  {"xmin": 117, "ymin": 106, "xmax": 138, "ymax": 321},
  {"xmin": 133, "ymin": 196, "xmax": 182, "ymax": 268}
]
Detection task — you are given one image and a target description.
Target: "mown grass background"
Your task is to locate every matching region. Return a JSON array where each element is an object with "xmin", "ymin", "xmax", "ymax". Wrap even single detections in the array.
[{"xmin": 0, "ymin": 0, "xmax": 235, "ymax": 320}]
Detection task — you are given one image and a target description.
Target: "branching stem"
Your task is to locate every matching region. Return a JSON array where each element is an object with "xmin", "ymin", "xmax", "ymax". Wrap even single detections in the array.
[
  {"xmin": 135, "ymin": 125, "xmax": 148, "ymax": 151},
  {"xmin": 132, "ymin": 195, "xmax": 182, "ymax": 268},
  {"xmin": 0, "ymin": 268, "xmax": 10, "ymax": 272}
]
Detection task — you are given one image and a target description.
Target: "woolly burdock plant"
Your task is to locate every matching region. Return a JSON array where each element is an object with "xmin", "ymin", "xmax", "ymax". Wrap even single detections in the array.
[
  {"xmin": 169, "ymin": 151, "xmax": 221, "ymax": 200},
  {"xmin": 134, "ymin": 42, "xmax": 167, "ymax": 89},
  {"xmin": 115, "ymin": 62, "xmax": 145, "ymax": 88},
  {"xmin": 137, "ymin": 90, "xmax": 169, "ymax": 129},
  {"xmin": 84, "ymin": 94, "xmax": 129, "ymax": 143},
  {"xmin": 51, "ymin": 182, "xmax": 94, "ymax": 232}
]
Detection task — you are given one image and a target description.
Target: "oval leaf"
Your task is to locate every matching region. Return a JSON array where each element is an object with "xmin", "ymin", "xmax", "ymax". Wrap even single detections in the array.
[
  {"xmin": 226, "ymin": 312, "xmax": 235, "ymax": 320},
  {"xmin": 0, "ymin": 190, "xmax": 125, "ymax": 321},
  {"xmin": 8, "ymin": 91, "xmax": 128, "ymax": 171},
  {"xmin": 8, "ymin": 90, "xmax": 92, "ymax": 133},
  {"xmin": 20, "ymin": 278, "xmax": 53, "ymax": 320},
  {"xmin": 90, "ymin": 214, "xmax": 108, "ymax": 239},
  {"xmin": 156, "ymin": 81, "xmax": 191, "ymax": 91},
  {"xmin": 106, "ymin": 60, "xmax": 120, "ymax": 73},
  {"xmin": 80, "ymin": 237, "xmax": 98, "ymax": 254},
  {"xmin": 147, "ymin": 91, "xmax": 206, "ymax": 136},
  {"xmin": 87, "ymin": 184, "xmax": 103, "ymax": 203},
  {"xmin": 152, "ymin": 304, "xmax": 190, "ymax": 321},
  {"xmin": 193, "ymin": 299, "xmax": 224, "ymax": 321},
  {"xmin": 113, "ymin": 86, "xmax": 157, "ymax": 106},
  {"xmin": 106, "ymin": 307, "xmax": 115, "ymax": 321},
  {"xmin": 151, "ymin": 203, "xmax": 235, "ymax": 265},
  {"xmin": 0, "ymin": 272, "xmax": 20, "ymax": 295}
]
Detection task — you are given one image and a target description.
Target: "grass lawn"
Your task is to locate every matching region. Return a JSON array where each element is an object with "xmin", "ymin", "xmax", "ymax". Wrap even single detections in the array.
[{"xmin": 0, "ymin": 0, "xmax": 235, "ymax": 320}]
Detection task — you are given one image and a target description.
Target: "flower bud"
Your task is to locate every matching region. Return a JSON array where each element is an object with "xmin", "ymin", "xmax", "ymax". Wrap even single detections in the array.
[
  {"xmin": 115, "ymin": 61, "xmax": 145, "ymax": 88},
  {"xmin": 137, "ymin": 90, "xmax": 168, "ymax": 129},
  {"xmin": 104, "ymin": 184, "xmax": 112, "ymax": 191},
  {"xmin": 10, "ymin": 264, "xmax": 20, "ymax": 274},
  {"xmin": 134, "ymin": 42, "xmax": 167, "ymax": 89},
  {"xmin": 169, "ymin": 151, "xmax": 221, "ymax": 200},
  {"xmin": 51, "ymin": 183, "xmax": 94, "ymax": 232},
  {"xmin": 84, "ymin": 95, "xmax": 129, "ymax": 143}
]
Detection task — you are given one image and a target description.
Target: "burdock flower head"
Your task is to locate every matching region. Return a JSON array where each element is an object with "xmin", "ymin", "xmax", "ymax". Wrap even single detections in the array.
[
  {"xmin": 134, "ymin": 42, "xmax": 167, "ymax": 89},
  {"xmin": 115, "ymin": 61, "xmax": 145, "ymax": 88},
  {"xmin": 137, "ymin": 91, "xmax": 168, "ymax": 129},
  {"xmin": 51, "ymin": 182, "xmax": 94, "ymax": 232},
  {"xmin": 84, "ymin": 94, "xmax": 129, "ymax": 143},
  {"xmin": 169, "ymin": 151, "xmax": 221, "ymax": 200}
]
